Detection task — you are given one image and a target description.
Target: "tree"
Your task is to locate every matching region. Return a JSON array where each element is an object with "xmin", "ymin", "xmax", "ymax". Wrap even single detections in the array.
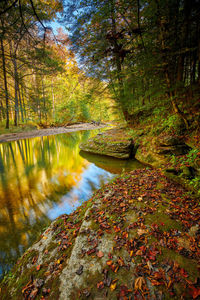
[{"xmin": 62, "ymin": 0, "xmax": 200, "ymax": 124}]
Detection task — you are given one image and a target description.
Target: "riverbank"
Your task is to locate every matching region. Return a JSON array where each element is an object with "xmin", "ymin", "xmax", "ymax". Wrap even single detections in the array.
[
  {"xmin": 1, "ymin": 168, "xmax": 199, "ymax": 299},
  {"xmin": 80, "ymin": 124, "xmax": 200, "ymax": 195},
  {"xmin": 0, "ymin": 123, "xmax": 108, "ymax": 143}
]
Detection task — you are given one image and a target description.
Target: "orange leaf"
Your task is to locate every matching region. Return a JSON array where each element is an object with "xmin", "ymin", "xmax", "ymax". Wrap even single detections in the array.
[
  {"xmin": 97, "ymin": 281, "xmax": 104, "ymax": 289},
  {"xmin": 106, "ymin": 260, "xmax": 113, "ymax": 266},
  {"xmin": 36, "ymin": 265, "xmax": 41, "ymax": 271}
]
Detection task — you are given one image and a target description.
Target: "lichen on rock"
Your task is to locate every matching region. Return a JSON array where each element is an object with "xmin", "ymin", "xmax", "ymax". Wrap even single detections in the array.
[{"xmin": 1, "ymin": 169, "xmax": 200, "ymax": 299}]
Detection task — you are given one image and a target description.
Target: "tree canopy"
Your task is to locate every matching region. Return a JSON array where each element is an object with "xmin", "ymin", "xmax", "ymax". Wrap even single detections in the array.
[
  {"xmin": 62, "ymin": 0, "xmax": 200, "ymax": 123},
  {"xmin": 0, "ymin": 0, "xmax": 199, "ymax": 128}
]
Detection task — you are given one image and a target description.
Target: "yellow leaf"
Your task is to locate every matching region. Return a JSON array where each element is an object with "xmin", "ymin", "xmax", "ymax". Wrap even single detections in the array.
[
  {"xmin": 134, "ymin": 277, "xmax": 145, "ymax": 291},
  {"xmin": 110, "ymin": 283, "xmax": 117, "ymax": 291}
]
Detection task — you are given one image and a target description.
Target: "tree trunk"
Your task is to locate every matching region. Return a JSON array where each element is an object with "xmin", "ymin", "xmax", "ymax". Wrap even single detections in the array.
[
  {"xmin": 42, "ymin": 76, "xmax": 47, "ymax": 123},
  {"xmin": 0, "ymin": 99, "xmax": 5, "ymax": 120},
  {"xmin": 51, "ymin": 79, "xmax": 55, "ymax": 121},
  {"xmin": 18, "ymin": 86, "xmax": 24, "ymax": 122},
  {"xmin": 0, "ymin": 36, "xmax": 9, "ymax": 129},
  {"xmin": 197, "ymin": 22, "xmax": 200, "ymax": 84},
  {"xmin": 9, "ymin": 41, "xmax": 19, "ymax": 126},
  {"xmin": 14, "ymin": 59, "xmax": 19, "ymax": 126},
  {"xmin": 21, "ymin": 86, "xmax": 27, "ymax": 121}
]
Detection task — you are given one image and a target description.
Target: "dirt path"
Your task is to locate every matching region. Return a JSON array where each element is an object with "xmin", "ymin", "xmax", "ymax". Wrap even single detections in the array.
[{"xmin": 0, "ymin": 123, "xmax": 108, "ymax": 143}]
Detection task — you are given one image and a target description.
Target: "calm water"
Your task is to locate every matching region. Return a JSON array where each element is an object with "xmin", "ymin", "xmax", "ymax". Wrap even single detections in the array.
[{"xmin": 0, "ymin": 130, "xmax": 144, "ymax": 277}]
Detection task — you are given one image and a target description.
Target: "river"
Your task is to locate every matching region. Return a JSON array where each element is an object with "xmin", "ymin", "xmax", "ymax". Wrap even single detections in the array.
[{"xmin": 0, "ymin": 129, "xmax": 143, "ymax": 278}]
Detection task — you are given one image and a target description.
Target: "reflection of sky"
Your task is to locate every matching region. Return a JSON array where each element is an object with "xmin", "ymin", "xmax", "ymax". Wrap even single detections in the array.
[{"xmin": 47, "ymin": 163, "xmax": 114, "ymax": 219}]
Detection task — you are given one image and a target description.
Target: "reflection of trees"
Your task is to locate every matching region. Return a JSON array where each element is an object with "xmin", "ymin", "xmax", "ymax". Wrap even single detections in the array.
[{"xmin": 0, "ymin": 131, "xmax": 88, "ymax": 278}]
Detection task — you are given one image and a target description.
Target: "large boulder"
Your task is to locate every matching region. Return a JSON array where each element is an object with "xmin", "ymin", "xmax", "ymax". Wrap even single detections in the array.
[
  {"xmin": 1, "ymin": 169, "xmax": 200, "ymax": 299},
  {"xmin": 80, "ymin": 129, "xmax": 136, "ymax": 159}
]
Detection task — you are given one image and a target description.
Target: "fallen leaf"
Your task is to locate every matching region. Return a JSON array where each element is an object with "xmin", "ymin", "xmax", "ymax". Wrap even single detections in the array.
[
  {"xmin": 36, "ymin": 265, "xmax": 41, "ymax": 271},
  {"xmin": 97, "ymin": 281, "xmax": 104, "ymax": 289},
  {"xmin": 134, "ymin": 276, "xmax": 145, "ymax": 291},
  {"xmin": 96, "ymin": 251, "xmax": 104, "ymax": 258},
  {"xmin": 135, "ymin": 250, "xmax": 142, "ymax": 256},
  {"xmin": 110, "ymin": 283, "xmax": 117, "ymax": 291},
  {"xmin": 106, "ymin": 260, "xmax": 113, "ymax": 266},
  {"xmin": 137, "ymin": 228, "xmax": 148, "ymax": 235},
  {"xmin": 117, "ymin": 257, "xmax": 125, "ymax": 266},
  {"xmin": 147, "ymin": 260, "xmax": 153, "ymax": 271},
  {"xmin": 190, "ymin": 286, "xmax": 200, "ymax": 299},
  {"xmin": 29, "ymin": 288, "xmax": 38, "ymax": 298}
]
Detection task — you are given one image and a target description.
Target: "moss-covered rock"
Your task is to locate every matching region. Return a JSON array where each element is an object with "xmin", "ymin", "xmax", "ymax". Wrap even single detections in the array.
[
  {"xmin": 134, "ymin": 133, "xmax": 191, "ymax": 167},
  {"xmin": 79, "ymin": 128, "xmax": 136, "ymax": 159},
  {"xmin": 1, "ymin": 169, "xmax": 199, "ymax": 299}
]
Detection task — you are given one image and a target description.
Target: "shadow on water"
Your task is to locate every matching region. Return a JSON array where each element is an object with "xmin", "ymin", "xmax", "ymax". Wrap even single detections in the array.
[
  {"xmin": 0, "ymin": 129, "xmax": 145, "ymax": 278},
  {"xmin": 79, "ymin": 150, "xmax": 144, "ymax": 174}
]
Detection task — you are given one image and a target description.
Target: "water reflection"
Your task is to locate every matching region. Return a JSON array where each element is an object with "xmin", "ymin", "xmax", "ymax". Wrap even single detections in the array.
[
  {"xmin": 48, "ymin": 164, "xmax": 113, "ymax": 219},
  {"xmin": 0, "ymin": 131, "xmax": 94, "ymax": 277},
  {"xmin": 0, "ymin": 130, "xmax": 143, "ymax": 277}
]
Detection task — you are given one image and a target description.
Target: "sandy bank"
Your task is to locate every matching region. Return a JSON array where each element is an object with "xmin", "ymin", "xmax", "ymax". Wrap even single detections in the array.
[{"xmin": 0, "ymin": 123, "xmax": 108, "ymax": 143}]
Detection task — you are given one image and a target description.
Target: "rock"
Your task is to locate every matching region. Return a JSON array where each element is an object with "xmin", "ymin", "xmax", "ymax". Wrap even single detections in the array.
[
  {"xmin": 80, "ymin": 139, "xmax": 132, "ymax": 159},
  {"xmin": 135, "ymin": 138, "xmax": 168, "ymax": 167},
  {"xmin": 180, "ymin": 166, "xmax": 192, "ymax": 178},
  {"xmin": 135, "ymin": 134, "xmax": 191, "ymax": 167},
  {"xmin": 156, "ymin": 144, "xmax": 190, "ymax": 155},
  {"xmin": 179, "ymin": 166, "xmax": 196, "ymax": 179},
  {"xmin": 156, "ymin": 135, "xmax": 182, "ymax": 146},
  {"xmin": 79, "ymin": 129, "xmax": 137, "ymax": 159},
  {"xmin": 1, "ymin": 169, "xmax": 200, "ymax": 299},
  {"xmin": 155, "ymin": 135, "xmax": 191, "ymax": 155}
]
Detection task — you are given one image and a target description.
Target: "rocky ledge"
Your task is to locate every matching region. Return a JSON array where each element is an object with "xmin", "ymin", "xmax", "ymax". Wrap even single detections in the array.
[
  {"xmin": 1, "ymin": 169, "xmax": 200, "ymax": 299},
  {"xmin": 79, "ymin": 128, "xmax": 136, "ymax": 159},
  {"xmin": 135, "ymin": 133, "xmax": 192, "ymax": 167},
  {"xmin": 80, "ymin": 128, "xmax": 200, "ymax": 191}
]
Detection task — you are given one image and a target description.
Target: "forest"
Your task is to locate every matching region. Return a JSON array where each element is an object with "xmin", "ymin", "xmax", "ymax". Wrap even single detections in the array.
[
  {"xmin": 0, "ymin": 0, "xmax": 199, "ymax": 131},
  {"xmin": 0, "ymin": 0, "xmax": 200, "ymax": 299},
  {"xmin": 0, "ymin": 0, "xmax": 114, "ymax": 131}
]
